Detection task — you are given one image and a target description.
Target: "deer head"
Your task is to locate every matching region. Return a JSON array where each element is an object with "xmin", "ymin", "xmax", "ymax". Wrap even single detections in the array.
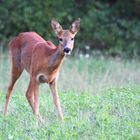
[{"xmin": 51, "ymin": 18, "xmax": 80, "ymax": 55}]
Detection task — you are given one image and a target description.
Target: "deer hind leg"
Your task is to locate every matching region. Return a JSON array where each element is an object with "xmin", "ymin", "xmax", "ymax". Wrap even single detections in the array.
[
  {"xmin": 26, "ymin": 78, "xmax": 39, "ymax": 114},
  {"xmin": 4, "ymin": 65, "xmax": 23, "ymax": 115},
  {"xmin": 26, "ymin": 77, "xmax": 42, "ymax": 120},
  {"xmin": 26, "ymin": 78, "xmax": 35, "ymax": 113}
]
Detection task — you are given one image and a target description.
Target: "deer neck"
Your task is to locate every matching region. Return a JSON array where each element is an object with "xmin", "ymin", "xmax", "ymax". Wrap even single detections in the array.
[{"xmin": 49, "ymin": 44, "xmax": 65, "ymax": 70}]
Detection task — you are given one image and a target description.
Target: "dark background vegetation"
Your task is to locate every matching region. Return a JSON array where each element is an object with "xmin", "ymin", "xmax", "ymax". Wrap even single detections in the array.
[{"xmin": 0, "ymin": 0, "xmax": 140, "ymax": 58}]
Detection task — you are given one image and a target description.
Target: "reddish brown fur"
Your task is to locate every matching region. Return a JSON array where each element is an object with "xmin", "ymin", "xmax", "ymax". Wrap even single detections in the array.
[{"xmin": 4, "ymin": 19, "xmax": 80, "ymax": 121}]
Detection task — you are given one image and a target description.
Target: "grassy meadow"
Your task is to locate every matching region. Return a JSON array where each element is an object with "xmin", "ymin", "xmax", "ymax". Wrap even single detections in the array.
[{"xmin": 0, "ymin": 51, "xmax": 140, "ymax": 140}]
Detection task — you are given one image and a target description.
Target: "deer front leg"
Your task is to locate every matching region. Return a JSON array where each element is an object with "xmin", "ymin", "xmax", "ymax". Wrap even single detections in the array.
[
  {"xmin": 49, "ymin": 79, "xmax": 64, "ymax": 121},
  {"xmin": 33, "ymin": 80, "xmax": 42, "ymax": 121}
]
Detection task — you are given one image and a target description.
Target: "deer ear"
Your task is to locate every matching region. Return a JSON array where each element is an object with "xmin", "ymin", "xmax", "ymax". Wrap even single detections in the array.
[
  {"xmin": 70, "ymin": 18, "xmax": 80, "ymax": 34},
  {"xmin": 51, "ymin": 19, "xmax": 63, "ymax": 35}
]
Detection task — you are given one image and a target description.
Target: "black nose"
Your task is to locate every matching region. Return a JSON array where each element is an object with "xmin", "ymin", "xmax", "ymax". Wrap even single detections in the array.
[{"xmin": 64, "ymin": 47, "xmax": 71, "ymax": 53}]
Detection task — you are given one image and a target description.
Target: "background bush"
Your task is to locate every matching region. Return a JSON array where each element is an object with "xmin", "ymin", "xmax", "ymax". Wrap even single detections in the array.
[{"xmin": 0, "ymin": 0, "xmax": 140, "ymax": 58}]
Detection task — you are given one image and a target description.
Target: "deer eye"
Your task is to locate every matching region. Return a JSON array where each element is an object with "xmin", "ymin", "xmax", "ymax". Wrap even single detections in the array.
[
  {"xmin": 59, "ymin": 38, "xmax": 63, "ymax": 42},
  {"xmin": 71, "ymin": 38, "xmax": 74, "ymax": 41}
]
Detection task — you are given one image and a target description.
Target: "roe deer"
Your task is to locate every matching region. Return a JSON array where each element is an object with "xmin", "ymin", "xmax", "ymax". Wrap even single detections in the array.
[{"xmin": 4, "ymin": 18, "xmax": 80, "ymax": 121}]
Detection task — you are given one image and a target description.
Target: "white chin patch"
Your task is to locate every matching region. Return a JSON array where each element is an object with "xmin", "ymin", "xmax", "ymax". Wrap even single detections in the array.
[{"xmin": 64, "ymin": 52, "xmax": 71, "ymax": 55}]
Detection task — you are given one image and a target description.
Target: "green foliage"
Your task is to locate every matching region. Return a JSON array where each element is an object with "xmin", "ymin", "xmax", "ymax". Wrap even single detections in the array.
[
  {"xmin": 0, "ymin": 87, "xmax": 140, "ymax": 139},
  {"xmin": 0, "ymin": 0, "xmax": 140, "ymax": 57},
  {"xmin": 82, "ymin": 0, "xmax": 140, "ymax": 58},
  {"xmin": 0, "ymin": 53, "xmax": 140, "ymax": 139}
]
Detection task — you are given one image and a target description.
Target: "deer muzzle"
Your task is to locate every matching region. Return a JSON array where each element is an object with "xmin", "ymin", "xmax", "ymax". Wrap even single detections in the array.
[{"xmin": 64, "ymin": 47, "xmax": 72, "ymax": 55}]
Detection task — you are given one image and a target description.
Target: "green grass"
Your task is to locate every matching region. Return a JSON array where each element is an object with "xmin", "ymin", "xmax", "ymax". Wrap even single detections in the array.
[{"xmin": 0, "ymin": 53, "xmax": 140, "ymax": 140}]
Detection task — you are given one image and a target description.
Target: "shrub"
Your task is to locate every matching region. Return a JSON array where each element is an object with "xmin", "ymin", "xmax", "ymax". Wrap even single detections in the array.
[{"xmin": 0, "ymin": 0, "xmax": 140, "ymax": 58}]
